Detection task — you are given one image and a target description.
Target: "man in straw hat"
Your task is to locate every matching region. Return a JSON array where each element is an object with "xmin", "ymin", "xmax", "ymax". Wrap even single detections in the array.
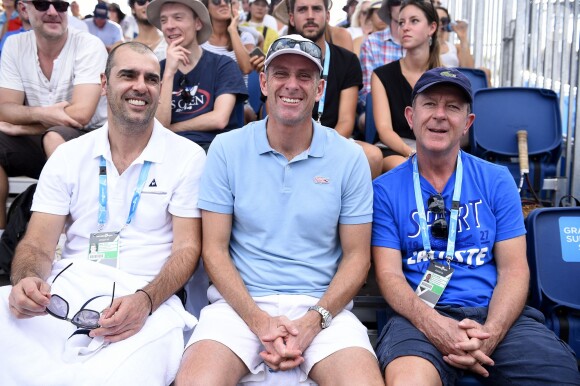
[
  {"xmin": 147, "ymin": 0, "xmax": 247, "ymax": 152},
  {"xmin": 175, "ymin": 34, "xmax": 383, "ymax": 385}
]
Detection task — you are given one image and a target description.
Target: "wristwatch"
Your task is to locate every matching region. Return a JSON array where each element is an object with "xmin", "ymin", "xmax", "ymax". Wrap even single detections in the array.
[{"xmin": 308, "ymin": 305, "xmax": 333, "ymax": 329}]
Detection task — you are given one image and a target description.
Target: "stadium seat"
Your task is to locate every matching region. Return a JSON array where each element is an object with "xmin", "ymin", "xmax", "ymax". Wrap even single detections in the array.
[
  {"xmin": 234, "ymin": 101, "xmax": 245, "ymax": 128},
  {"xmin": 247, "ymin": 70, "xmax": 264, "ymax": 118},
  {"xmin": 470, "ymin": 87, "xmax": 563, "ymax": 200},
  {"xmin": 526, "ymin": 206, "xmax": 580, "ymax": 358},
  {"xmin": 364, "ymin": 93, "xmax": 377, "ymax": 144},
  {"xmin": 456, "ymin": 67, "xmax": 488, "ymax": 93}
]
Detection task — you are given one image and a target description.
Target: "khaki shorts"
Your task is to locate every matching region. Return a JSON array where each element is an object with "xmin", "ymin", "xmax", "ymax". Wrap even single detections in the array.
[{"xmin": 187, "ymin": 285, "xmax": 376, "ymax": 384}]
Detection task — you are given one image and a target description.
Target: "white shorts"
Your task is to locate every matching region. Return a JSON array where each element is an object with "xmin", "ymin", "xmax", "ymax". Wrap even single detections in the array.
[{"xmin": 186, "ymin": 285, "xmax": 376, "ymax": 384}]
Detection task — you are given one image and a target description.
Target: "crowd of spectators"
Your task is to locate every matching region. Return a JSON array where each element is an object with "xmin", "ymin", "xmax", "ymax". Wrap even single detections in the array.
[{"xmin": 3, "ymin": 0, "xmax": 575, "ymax": 385}]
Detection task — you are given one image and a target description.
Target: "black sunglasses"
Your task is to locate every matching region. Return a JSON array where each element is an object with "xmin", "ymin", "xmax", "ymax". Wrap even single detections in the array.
[
  {"xmin": 28, "ymin": 0, "xmax": 70, "ymax": 12},
  {"xmin": 134, "ymin": 0, "xmax": 152, "ymax": 6},
  {"xmin": 268, "ymin": 37, "xmax": 322, "ymax": 61},
  {"xmin": 211, "ymin": 0, "xmax": 232, "ymax": 5},
  {"xmin": 440, "ymin": 17, "xmax": 450, "ymax": 25},
  {"xmin": 427, "ymin": 194, "xmax": 448, "ymax": 239},
  {"xmin": 46, "ymin": 263, "xmax": 116, "ymax": 330},
  {"xmin": 180, "ymin": 76, "xmax": 192, "ymax": 103}
]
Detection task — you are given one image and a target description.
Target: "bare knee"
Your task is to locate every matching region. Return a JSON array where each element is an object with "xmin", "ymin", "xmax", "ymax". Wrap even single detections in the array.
[
  {"xmin": 175, "ymin": 340, "xmax": 248, "ymax": 386},
  {"xmin": 310, "ymin": 348, "xmax": 383, "ymax": 386},
  {"xmin": 42, "ymin": 131, "xmax": 65, "ymax": 158},
  {"xmin": 358, "ymin": 141, "xmax": 383, "ymax": 179},
  {"xmin": 382, "ymin": 155, "xmax": 407, "ymax": 173},
  {"xmin": 385, "ymin": 356, "xmax": 442, "ymax": 386}
]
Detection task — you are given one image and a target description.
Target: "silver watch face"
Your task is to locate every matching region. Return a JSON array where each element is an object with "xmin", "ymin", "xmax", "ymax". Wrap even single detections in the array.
[{"xmin": 314, "ymin": 306, "xmax": 332, "ymax": 328}]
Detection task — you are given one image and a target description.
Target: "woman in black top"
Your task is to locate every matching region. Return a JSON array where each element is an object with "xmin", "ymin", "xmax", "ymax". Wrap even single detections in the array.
[{"xmin": 371, "ymin": 0, "xmax": 439, "ymax": 172}]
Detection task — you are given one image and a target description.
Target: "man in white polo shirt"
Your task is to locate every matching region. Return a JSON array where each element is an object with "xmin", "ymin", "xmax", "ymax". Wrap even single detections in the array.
[
  {"xmin": 0, "ymin": 42, "xmax": 205, "ymax": 384},
  {"xmin": 176, "ymin": 35, "xmax": 383, "ymax": 385}
]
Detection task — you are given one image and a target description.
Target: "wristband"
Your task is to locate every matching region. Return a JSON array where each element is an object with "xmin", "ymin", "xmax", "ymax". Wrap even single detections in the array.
[{"xmin": 135, "ymin": 289, "xmax": 153, "ymax": 316}]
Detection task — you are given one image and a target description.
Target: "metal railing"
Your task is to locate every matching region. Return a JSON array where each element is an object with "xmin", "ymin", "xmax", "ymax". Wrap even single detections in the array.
[{"xmin": 445, "ymin": 0, "xmax": 579, "ymax": 198}]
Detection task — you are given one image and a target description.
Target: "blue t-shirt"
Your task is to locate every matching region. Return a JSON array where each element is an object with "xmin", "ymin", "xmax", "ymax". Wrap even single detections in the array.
[
  {"xmin": 372, "ymin": 151, "xmax": 526, "ymax": 307},
  {"xmin": 199, "ymin": 118, "xmax": 373, "ymax": 298},
  {"xmin": 160, "ymin": 49, "xmax": 247, "ymax": 145}
]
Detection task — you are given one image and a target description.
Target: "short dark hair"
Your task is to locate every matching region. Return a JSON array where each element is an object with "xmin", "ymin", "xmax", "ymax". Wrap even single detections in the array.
[
  {"xmin": 105, "ymin": 42, "xmax": 156, "ymax": 80},
  {"xmin": 382, "ymin": 0, "xmax": 402, "ymax": 24},
  {"xmin": 288, "ymin": 0, "xmax": 330, "ymax": 13}
]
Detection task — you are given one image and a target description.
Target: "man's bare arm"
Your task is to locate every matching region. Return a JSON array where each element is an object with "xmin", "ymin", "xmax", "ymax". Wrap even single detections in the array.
[
  {"xmin": 92, "ymin": 216, "xmax": 202, "ymax": 343},
  {"xmin": 8, "ymin": 212, "xmax": 65, "ymax": 318},
  {"xmin": 373, "ymin": 246, "xmax": 492, "ymax": 376},
  {"xmin": 0, "ymin": 85, "xmax": 101, "ymax": 129},
  {"xmin": 334, "ymin": 86, "xmax": 358, "ymax": 138},
  {"xmin": 169, "ymin": 94, "xmax": 237, "ymax": 133},
  {"xmin": 142, "ymin": 216, "xmax": 202, "ymax": 311}
]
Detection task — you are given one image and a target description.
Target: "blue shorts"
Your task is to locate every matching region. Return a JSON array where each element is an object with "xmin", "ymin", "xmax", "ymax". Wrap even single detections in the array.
[{"xmin": 376, "ymin": 306, "xmax": 580, "ymax": 386}]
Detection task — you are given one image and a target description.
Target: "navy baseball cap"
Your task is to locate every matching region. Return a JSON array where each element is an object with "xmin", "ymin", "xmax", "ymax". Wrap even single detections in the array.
[
  {"xmin": 94, "ymin": 2, "xmax": 109, "ymax": 19},
  {"xmin": 412, "ymin": 67, "xmax": 473, "ymax": 105}
]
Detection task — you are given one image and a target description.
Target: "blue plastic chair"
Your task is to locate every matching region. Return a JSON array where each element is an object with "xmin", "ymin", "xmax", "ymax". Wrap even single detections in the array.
[
  {"xmin": 247, "ymin": 70, "xmax": 264, "ymax": 118},
  {"xmin": 526, "ymin": 206, "xmax": 580, "ymax": 359},
  {"xmin": 470, "ymin": 87, "xmax": 562, "ymax": 195},
  {"xmin": 456, "ymin": 67, "xmax": 488, "ymax": 93},
  {"xmin": 364, "ymin": 93, "xmax": 377, "ymax": 144},
  {"xmin": 526, "ymin": 207, "xmax": 580, "ymax": 313}
]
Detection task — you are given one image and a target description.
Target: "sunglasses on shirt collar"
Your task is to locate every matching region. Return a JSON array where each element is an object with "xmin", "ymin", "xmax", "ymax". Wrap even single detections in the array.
[
  {"xmin": 427, "ymin": 193, "xmax": 449, "ymax": 239},
  {"xmin": 27, "ymin": 0, "xmax": 70, "ymax": 12}
]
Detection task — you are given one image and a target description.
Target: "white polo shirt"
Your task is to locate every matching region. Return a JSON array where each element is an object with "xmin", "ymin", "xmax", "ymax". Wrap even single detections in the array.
[{"xmin": 32, "ymin": 121, "xmax": 206, "ymax": 281}]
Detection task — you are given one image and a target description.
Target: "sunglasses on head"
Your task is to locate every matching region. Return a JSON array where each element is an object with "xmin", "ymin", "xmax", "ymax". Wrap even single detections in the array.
[
  {"xmin": 28, "ymin": 0, "xmax": 70, "ymax": 12},
  {"xmin": 427, "ymin": 193, "xmax": 449, "ymax": 239},
  {"xmin": 134, "ymin": 0, "xmax": 152, "ymax": 6},
  {"xmin": 210, "ymin": 0, "xmax": 232, "ymax": 5},
  {"xmin": 267, "ymin": 37, "xmax": 322, "ymax": 61}
]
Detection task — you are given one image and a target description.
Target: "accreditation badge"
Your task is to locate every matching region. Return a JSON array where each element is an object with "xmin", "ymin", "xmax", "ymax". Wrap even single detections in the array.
[
  {"xmin": 415, "ymin": 259, "xmax": 454, "ymax": 308},
  {"xmin": 88, "ymin": 231, "xmax": 120, "ymax": 268}
]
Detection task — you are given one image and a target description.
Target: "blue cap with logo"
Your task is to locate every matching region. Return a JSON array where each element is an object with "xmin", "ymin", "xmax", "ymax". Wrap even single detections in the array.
[
  {"xmin": 94, "ymin": 2, "xmax": 109, "ymax": 19},
  {"xmin": 412, "ymin": 67, "xmax": 473, "ymax": 104}
]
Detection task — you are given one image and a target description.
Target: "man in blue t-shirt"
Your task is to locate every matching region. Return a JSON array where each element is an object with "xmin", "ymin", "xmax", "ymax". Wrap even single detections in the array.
[
  {"xmin": 147, "ymin": 0, "xmax": 247, "ymax": 152},
  {"xmin": 175, "ymin": 35, "xmax": 383, "ymax": 385},
  {"xmin": 372, "ymin": 67, "xmax": 580, "ymax": 385}
]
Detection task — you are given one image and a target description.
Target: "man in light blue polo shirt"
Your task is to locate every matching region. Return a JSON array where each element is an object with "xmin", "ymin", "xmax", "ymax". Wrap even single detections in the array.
[{"xmin": 176, "ymin": 35, "xmax": 383, "ymax": 385}]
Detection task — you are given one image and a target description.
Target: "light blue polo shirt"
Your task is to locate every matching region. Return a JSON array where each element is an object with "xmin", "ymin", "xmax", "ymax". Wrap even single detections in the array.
[{"xmin": 199, "ymin": 118, "xmax": 373, "ymax": 298}]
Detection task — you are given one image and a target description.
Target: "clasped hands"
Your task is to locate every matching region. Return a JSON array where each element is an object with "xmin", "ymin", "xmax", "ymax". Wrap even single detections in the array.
[
  {"xmin": 428, "ymin": 315, "xmax": 498, "ymax": 377},
  {"xmin": 255, "ymin": 313, "xmax": 320, "ymax": 372}
]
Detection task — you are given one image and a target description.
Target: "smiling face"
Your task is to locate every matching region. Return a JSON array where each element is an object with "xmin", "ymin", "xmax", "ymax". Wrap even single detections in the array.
[
  {"xmin": 398, "ymin": 3, "xmax": 437, "ymax": 50},
  {"xmin": 406, "ymin": 84, "xmax": 474, "ymax": 156},
  {"xmin": 102, "ymin": 44, "xmax": 161, "ymax": 133},
  {"xmin": 208, "ymin": 0, "xmax": 231, "ymax": 21},
  {"xmin": 159, "ymin": 2, "xmax": 201, "ymax": 47},
  {"xmin": 289, "ymin": 0, "xmax": 328, "ymax": 43},
  {"xmin": 25, "ymin": 0, "xmax": 69, "ymax": 41},
  {"xmin": 261, "ymin": 54, "xmax": 323, "ymax": 127}
]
